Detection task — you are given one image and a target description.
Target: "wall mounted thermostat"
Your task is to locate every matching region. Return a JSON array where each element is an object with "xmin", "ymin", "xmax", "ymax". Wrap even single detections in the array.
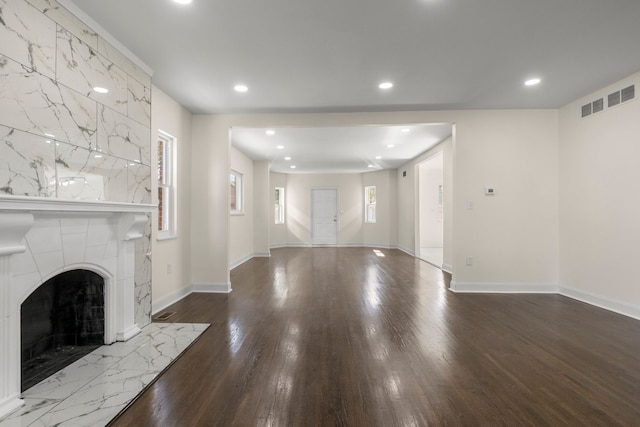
[{"xmin": 484, "ymin": 187, "xmax": 496, "ymax": 195}]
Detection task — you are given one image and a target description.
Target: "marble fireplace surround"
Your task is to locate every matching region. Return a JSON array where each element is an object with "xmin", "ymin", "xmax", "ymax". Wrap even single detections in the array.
[{"xmin": 0, "ymin": 196, "xmax": 155, "ymax": 419}]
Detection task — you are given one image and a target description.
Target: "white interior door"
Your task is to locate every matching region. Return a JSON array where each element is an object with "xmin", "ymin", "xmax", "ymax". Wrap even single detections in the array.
[{"xmin": 311, "ymin": 189, "xmax": 338, "ymax": 245}]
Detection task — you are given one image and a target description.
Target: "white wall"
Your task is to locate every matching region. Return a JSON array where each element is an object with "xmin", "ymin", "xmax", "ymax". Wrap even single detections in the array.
[
  {"xmin": 150, "ymin": 86, "xmax": 193, "ymax": 313},
  {"xmin": 229, "ymin": 145, "xmax": 254, "ymax": 267},
  {"xmin": 363, "ymin": 169, "xmax": 397, "ymax": 248},
  {"xmin": 190, "ymin": 111, "xmax": 559, "ymax": 293},
  {"xmin": 253, "ymin": 161, "xmax": 270, "ymax": 256},
  {"xmin": 559, "ymin": 71, "xmax": 640, "ymax": 316},
  {"xmin": 285, "ymin": 173, "xmax": 364, "ymax": 246}
]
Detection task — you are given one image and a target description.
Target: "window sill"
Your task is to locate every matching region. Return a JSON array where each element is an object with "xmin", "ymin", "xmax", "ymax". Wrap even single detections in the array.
[
  {"xmin": 157, "ymin": 234, "xmax": 178, "ymax": 241},
  {"xmin": 230, "ymin": 211, "xmax": 245, "ymax": 216}
]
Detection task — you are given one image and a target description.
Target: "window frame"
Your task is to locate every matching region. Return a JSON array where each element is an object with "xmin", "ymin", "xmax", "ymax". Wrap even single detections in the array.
[
  {"xmin": 365, "ymin": 185, "xmax": 377, "ymax": 223},
  {"xmin": 274, "ymin": 187, "xmax": 285, "ymax": 224},
  {"xmin": 157, "ymin": 131, "xmax": 177, "ymax": 240},
  {"xmin": 230, "ymin": 169, "xmax": 244, "ymax": 215}
]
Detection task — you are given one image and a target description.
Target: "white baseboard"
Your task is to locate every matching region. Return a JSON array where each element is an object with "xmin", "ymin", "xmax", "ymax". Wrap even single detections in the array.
[
  {"xmin": 253, "ymin": 251, "xmax": 271, "ymax": 258},
  {"xmin": 152, "ymin": 285, "xmax": 192, "ymax": 315},
  {"xmin": 397, "ymin": 245, "xmax": 415, "ymax": 256},
  {"xmin": 230, "ymin": 253, "xmax": 253, "ymax": 270},
  {"xmin": 192, "ymin": 282, "xmax": 232, "ymax": 294},
  {"xmin": 450, "ymin": 281, "xmax": 558, "ymax": 293},
  {"xmin": 559, "ymin": 285, "xmax": 640, "ymax": 321},
  {"xmin": 442, "ymin": 263, "xmax": 453, "ymax": 274}
]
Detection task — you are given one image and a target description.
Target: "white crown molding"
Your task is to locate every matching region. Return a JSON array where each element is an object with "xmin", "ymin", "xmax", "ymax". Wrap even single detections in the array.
[{"xmin": 57, "ymin": 0, "xmax": 154, "ymax": 76}]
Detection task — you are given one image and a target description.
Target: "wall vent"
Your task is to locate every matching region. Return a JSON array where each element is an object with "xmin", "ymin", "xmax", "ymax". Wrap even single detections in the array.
[
  {"xmin": 582, "ymin": 84, "xmax": 635, "ymax": 118},
  {"xmin": 608, "ymin": 91, "xmax": 621, "ymax": 107},
  {"xmin": 621, "ymin": 85, "xmax": 635, "ymax": 103},
  {"xmin": 592, "ymin": 98, "xmax": 604, "ymax": 113}
]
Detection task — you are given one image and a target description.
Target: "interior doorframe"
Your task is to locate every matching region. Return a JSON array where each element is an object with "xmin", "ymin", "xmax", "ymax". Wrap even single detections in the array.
[
  {"xmin": 310, "ymin": 187, "xmax": 339, "ymax": 245},
  {"xmin": 415, "ymin": 151, "xmax": 445, "ymax": 269}
]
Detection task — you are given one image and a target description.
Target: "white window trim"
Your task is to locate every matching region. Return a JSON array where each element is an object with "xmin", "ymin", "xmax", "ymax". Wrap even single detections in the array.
[
  {"xmin": 365, "ymin": 185, "xmax": 376, "ymax": 224},
  {"xmin": 157, "ymin": 130, "xmax": 177, "ymax": 240},
  {"xmin": 275, "ymin": 187, "xmax": 285, "ymax": 224},
  {"xmin": 230, "ymin": 169, "xmax": 244, "ymax": 215}
]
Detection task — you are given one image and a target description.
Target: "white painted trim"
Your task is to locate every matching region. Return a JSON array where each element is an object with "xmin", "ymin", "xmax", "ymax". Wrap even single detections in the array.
[
  {"xmin": 397, "ymin": 245, "xmax": 416, "ymax": 256},
  {"xmin": 0, "ymin": 394, "xmax": 24, "ymax": 421},
  {"xmin": 449, "ymin": 281, "xmax": 558, "ymax": 293},
  {"xmin": 0, "ymin": 196, "xmax": 156, "ymax": 213},
  {"xmin": 117, "ymin": 325, "xmax": 142, "ymax": 342},
  {"xmin": 253, "ymin": 252, "xmax": 271, "ymax": 258},
  {"xmin": 192, "ymin": 282, "xmax": 232, "ymax": 294},
  {"xmin": 56, "ymin": 0, "xmax": 154, "ymax": 76},
  {"xmin": 559, "ymin": 285, "xmax": 640, "ymax": 321},
  {"xmin": 442, "ymin": 263, "xmax": 453, "ymax": 274},
  {"xmin": 152, "ymin": 285, "xmax": 192, "ymax": 315},
  {"xmin": 230, "ymin": 254, "xmax": 253, "ymax": 270}
]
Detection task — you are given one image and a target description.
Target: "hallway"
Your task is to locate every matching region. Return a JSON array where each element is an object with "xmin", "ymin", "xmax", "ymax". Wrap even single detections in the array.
[{"xmin": 111, "ymin": 247, "xmax": 640, "ymax": 426}]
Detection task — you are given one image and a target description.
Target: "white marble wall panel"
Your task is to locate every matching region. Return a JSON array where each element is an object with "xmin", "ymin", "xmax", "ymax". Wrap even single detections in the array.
[
  {"xmin": 0, "ymin": 54, "xmax": 97, "ymax": 148},
  {"xmin": 127, "ymin": 163, "xmax": 151, "ymax": 204},
  {"xmin": 57, "ymin": 27, "xmax": 127, "ymax": 115},
  {"xmin": 0, "ymin": 0, "xmax": 56, "ymax": 79},
  {"xmin": 127, "ymin": 77, "xmax": 151, "ymax": 127},
  {"xmin": 55, "ymin": 142, "xmax": 128, "ymax": 202},
  {"xmin": 0, "ymin": 125, "xmax": 56, "ymax": 197},
  {"xmin": 98, "ymin": 106, "xmax": 151, "ymax": 166},
  {"xmin": 97, "ymin": 38, "xmax": 151, "ymax": 88},
  {"xmin": 25, "ymin": 0, "xmax": 98, "ymax": 49},
  {"xmin": 134, "ymin": 219, "xmax": 151, "ymax": 327}
]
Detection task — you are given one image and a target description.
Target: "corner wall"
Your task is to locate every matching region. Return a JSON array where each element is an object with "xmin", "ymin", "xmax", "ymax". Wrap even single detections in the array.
[{"xmin": 559, "ymin": 71, "xmax": 640, "ymax": 318}]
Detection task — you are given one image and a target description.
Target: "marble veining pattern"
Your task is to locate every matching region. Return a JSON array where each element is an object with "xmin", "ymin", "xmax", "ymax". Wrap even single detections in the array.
[
  {"xmin": 0, "ymin": 125, "xmax": 56, "ymax": 197},
  {"xmin": 0, "ymin": 323, "xmax": 209, "ymax": 427},
  {"xmin": 127, "ymin": 162, "xmax": 152, "ymax": 204},
  {"xmin": 56, "ymin": 27, "xmax": 128, "ymax": 115},
  {"xmin": 97, "ymin": 105, "xmax": 151, "ymax": 166},
  {"xmin": 0, "ymin": 0, "xmax": 56, "ymax": 79},
  {"xmin": 0, "ymin": 53, "xmax": 98, "ymax": 148},
  {"xmin": 127, "ymin": 76, "xmax": 151, "ymax": 127},
  {"xmin": 97, "ymin": 38, "xmax": 151, "ymax": 89},
  {"xmin": 25, "ymin": 0, "xmax": 99, "ymax": 49}
]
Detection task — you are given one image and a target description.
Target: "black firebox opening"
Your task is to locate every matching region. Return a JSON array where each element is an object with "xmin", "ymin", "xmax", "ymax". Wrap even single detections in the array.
[{"xmin": 21, "ymin": 269, "xmax": 105, "ymax": 391}]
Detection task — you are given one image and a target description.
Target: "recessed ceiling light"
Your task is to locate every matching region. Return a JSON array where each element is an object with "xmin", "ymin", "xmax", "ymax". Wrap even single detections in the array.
[
  {"xmin": 290, "ymin": 165, "xmax": 296, "ymax": 169},
  {"xmin": 45, "ymin": 140, "xmax": 52, "ymax": 144},
  {"xmin": 276, "ymin": 145, "xmax": 284, "ymax": 150},
  {"xmin": 93, "ymin": 86, "xmax": 109, "ymax": 94},
  {"xmin": 375, "ymin": 156, "xmax": 382, "ymax": 159},
  {"xmin": 387, "ymin": 144, "xmax": 395, "ymax": 148},
  {"xmin": 368, "ymin": 164, "xmax": 375, "ymax": 168},
  {"xmin": 401, "ymin": 128, "xmax": 410, "ymax": 133},
  {"xmin": 379, "ymin": 82, "xmax": 394, "ymax": 90},
  {"xmin": 94, "ymin": 154, "xmax": 103, "ymax": 158},
  {"xmin": 266, "ymin": 130, "xmax": 275, "ymax": 135},
  {"xmin": 173, "ymin": 0, "xmax": 192, "ymax": 4},
  {"xmin": 285, "ymin": 157, "xmax": 291, "ymax": 160},
  {"xmin": 44, "ymin": 133, "xmax": 55, "ymax": 138},
  {"xmin": 524, "ymin": 78, "xmax": 541, "ymax": 86},
  {"xmin": 234, "ymin": 84, "xmax": 248, "ymax": 93}
]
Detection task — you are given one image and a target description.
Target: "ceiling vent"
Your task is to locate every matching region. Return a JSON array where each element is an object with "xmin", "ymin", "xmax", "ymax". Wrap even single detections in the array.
[{"xmin": 582, "ymin": 84, "xmax": 635, "ymax": 118}]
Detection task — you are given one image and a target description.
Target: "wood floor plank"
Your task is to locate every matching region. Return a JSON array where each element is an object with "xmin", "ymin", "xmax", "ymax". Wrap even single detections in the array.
[{"xmin": 109, "ymin": 247, "xmax": 640, "ymax": 426}]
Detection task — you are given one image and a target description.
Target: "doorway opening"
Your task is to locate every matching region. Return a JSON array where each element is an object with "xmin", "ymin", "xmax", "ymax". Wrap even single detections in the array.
[{"xmin": 417, "ymin": 152, "xmax": 444, "ymax": 268}]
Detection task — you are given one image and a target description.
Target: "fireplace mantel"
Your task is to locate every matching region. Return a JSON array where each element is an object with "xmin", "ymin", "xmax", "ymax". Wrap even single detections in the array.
[
  {"xmin": 0, "ymin": 196, "xmax": 156, "ymax": 214},
  {"xmin": 0, "ymin": 197, "xmax": 155, "ymax": 420}
]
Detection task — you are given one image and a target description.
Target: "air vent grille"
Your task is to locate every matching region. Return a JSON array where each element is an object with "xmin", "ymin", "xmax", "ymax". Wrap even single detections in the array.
[
  {"xmin": 608, "ymin": 91, "xmax": 621, "ymax": 107},
  {"xmin": 592, "ymin": 98, "xmax": 604, "ymax": 113},
  {"xmin": 581, "ymin": 84, "xmax": 635, "ymax": 118},
  {"xmin": 621, "ymin": 85, "xmax": 635, "ymax": 103}
]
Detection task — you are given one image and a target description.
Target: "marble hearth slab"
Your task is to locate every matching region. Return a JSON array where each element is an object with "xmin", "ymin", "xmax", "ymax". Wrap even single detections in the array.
[{"xmin": 0, "ymin": 322, "xmax": 209, "ymax": 427}]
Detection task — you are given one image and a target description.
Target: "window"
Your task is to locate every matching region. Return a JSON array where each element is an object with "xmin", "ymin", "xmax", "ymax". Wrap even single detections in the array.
[
  {"xmin": 365, "ymin": 186, "xmax": 376, "ymax": 223},
  {"xmin": 230, "ymin": 170, "xmax": 243, "ymax": 214},
  {"xmin": 157, "ymin": 131, "xmax": 176, "ymax": 239},
  {"xmin": 274, "ymin": 187, "xmax": 285, "ymax": 224}
]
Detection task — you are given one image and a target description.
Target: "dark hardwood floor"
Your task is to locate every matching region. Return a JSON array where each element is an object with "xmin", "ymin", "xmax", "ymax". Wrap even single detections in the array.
[{"xmin": 110, "ymin": 247, "xmax": 640, "ymax": 426}]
